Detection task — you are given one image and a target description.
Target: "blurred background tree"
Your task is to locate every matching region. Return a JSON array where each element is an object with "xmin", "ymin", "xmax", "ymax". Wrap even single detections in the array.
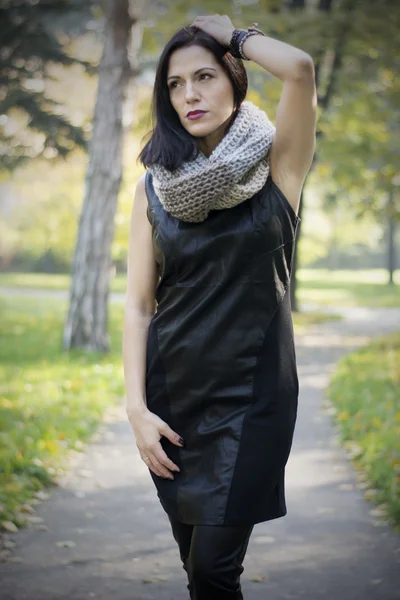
[
  {"xmin": 0, "ymin": 0, "xmax": 97, "ymax": 172},
  {"xmin": 63, "ymin": 0, "xmax": 144, "ymax": 351},
  {"xmin": 0, "ymin": 0, "xmax": 398, "ymax": 350}
]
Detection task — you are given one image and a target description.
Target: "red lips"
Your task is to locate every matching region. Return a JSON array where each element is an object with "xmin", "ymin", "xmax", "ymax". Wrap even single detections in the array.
[{"xmin": 187, "ymin": 110, "xmax": 206, "ymax": 117}]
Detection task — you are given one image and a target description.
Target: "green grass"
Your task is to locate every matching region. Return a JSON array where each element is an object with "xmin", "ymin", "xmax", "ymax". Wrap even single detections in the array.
[
  {"xmin": 0, "ymin": 294, "xmax": 338, "ymax": 531},
  {"xmin": 292, "ymin": 309, "xmax": 342, "ymax": 333},
  {"xmin": 0, "ymin": 269, "xmax": 399, "ymax": 307},
  {"xmin": 0, "ymin": 295, "xmax": 126, "ymax": 531},
  {"xmin": 328, "ymin": 332, "xmax": 400, "ymax": 532},
  {"xmin": 0, "ymin": 272, "xmax": 72, "ymax": 291},
  {"xmin": 297, "ymin": 268, "xmax": 400, "ymax": 308}
]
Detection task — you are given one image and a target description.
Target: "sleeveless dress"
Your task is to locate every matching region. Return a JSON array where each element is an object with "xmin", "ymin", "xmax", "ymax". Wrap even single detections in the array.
[{"xmin": 144, "ymin": 169, "xmax": 300, "ymax": 526}]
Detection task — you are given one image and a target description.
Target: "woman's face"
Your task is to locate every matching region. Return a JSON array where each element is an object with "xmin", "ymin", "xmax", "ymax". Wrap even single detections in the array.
[{"xmin": 167, "ymin": 45, "xmax": 236, "ymax": 155}]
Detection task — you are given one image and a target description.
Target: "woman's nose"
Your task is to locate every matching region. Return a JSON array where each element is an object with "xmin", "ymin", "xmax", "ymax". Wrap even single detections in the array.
[{"xmin": 185, "ymin": 83, "xmax": 198, "ymax": 101}]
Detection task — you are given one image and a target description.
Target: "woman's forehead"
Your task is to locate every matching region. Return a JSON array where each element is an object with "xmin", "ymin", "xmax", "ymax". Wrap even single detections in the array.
[{"xmin": 168, "ymin": 45, "xmax": 217, "ymax": 73}]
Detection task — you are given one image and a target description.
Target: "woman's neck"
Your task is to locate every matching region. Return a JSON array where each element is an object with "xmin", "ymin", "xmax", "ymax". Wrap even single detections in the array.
[{"xmin": 197, "ymin": 111, "xmax": 237, "ymax": 158}]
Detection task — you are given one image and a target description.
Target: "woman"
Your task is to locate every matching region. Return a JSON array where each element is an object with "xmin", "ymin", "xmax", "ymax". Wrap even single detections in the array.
[{"xmin": 123, "ymin": 13, "xmax": 316, "ymax": 600}]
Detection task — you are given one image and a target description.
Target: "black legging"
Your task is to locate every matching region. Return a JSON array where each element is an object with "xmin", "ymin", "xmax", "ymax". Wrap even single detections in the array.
[{"xmin": 167, "ymin": 514, "xmax": 254, "ymax": 600}]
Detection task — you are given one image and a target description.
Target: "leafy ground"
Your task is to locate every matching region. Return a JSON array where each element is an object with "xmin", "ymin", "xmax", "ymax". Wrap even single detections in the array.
[
  {"xmin": 0, "ymin": 269, "xmax": 399, "ymax": 307},
  {"xmin": 0, "ymin": 294, "xmax": 337, "ymax": 531},
  {"xmin": 0, "ymin": 296, "xmax": 125, "ymax": 531},
  {"xmin": 328, "ymin": 332, "xmax": 400, "ymax": 532},
  {"xmin": 1, "ymin": 274, "xmax": 399, "ymax": 533}
]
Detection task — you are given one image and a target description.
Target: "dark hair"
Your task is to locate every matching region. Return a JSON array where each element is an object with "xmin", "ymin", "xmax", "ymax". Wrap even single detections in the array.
[{"xmin": 137, "ymin": 26, "xmax": 248, "ymax": 172}]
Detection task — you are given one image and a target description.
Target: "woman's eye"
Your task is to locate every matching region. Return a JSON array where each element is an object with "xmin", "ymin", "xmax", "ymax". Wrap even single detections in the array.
[{"xmin": 169, "ymin": 74, "xmax": 212, "ymax": 90}]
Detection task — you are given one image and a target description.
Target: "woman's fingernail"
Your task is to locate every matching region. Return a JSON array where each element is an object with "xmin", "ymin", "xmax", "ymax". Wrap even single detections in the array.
[{"xmin": 178, "ymin": 437, "xmax": 185, "ymax": 446}]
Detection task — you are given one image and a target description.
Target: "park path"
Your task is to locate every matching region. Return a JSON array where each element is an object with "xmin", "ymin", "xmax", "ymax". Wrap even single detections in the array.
[{"xmin": 1, "ymin": 290, "xmax": 400, "ymax": 600}]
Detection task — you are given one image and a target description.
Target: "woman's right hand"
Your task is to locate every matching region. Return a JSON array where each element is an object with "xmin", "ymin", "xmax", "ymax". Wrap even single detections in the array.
[{"xmin": 126, "ymin": 407, "xmax": 184, "ymax": 480}]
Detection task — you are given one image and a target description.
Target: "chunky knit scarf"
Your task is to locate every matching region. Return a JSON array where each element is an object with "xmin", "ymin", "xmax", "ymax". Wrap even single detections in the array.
[{"xmin": 147, "ymin": 100, "xmax": 276, "ymax": 223}]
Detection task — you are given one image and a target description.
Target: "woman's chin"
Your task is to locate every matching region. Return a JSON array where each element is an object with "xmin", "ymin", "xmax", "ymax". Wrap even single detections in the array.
[{"xmin": 186, "ymin": 124, "xmax": 213, "ymax": 137}]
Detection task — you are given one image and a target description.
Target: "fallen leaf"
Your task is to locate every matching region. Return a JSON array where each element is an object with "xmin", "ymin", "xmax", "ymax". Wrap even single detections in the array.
[
  {"xmin": 253, "ymin": 536, "xmax": 275, "ymax": 544},
  {"xmin": 316, "ymin": 507, "xmax": 336, "ymax": 514},
  {"xmin": 356, "ymin": 482, "xmax": 369, "ymax": 490},
  {"xmin": 0, "ymin": 549, "xmax": 11, "ymax": 561},
  {"xmin": 1, "ymin": 521, "xmax": 18, "ymax": 533},
  {"xmin": 78, "ymin": 469, "xmax": 93, "ymax": 478},
  {"xmin": 369, "ymin": 506, "xmax": 388, "ymax": 517},
  {"xmin": 20, "ymin": 504, "xmax": 35, "ymax": 514},
  {"xmin": 7, "ymin": 557, "xmax": 24, "ymax": 563},
  {"xmin": 372, "ymin": 520, "xmax": 388, "ymax": 527},
  {"xmin": 26, "ymin": 516, "xmax": 44, "ymax": 524},
  {"xmin": 56, "ymin": 540, "xmax": 76, "ymax": 548},
  {"xmin": 34, "ymin": 491, "xmax": 49, "ymax": 501},
  {"xmin": 338, "ymin": 483, "xmax": 353, "ymax": 491},
  {"xmin": 248, "ymin": 575, "xmax": 266, "ymax": 582}
]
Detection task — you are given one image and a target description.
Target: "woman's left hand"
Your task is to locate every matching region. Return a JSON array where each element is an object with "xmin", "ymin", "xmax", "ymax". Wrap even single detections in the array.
[{"xmin": 190, "ymin": 14, "xmax": 236, "ymax": 48}]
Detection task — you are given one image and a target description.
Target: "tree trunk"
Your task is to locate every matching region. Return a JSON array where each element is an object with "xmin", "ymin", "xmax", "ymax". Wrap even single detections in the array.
[
  {"xmin": 387, "ymin": 188, "xmax": 396, "ymax": 285},
  {"xmin": 63, "ymin": 0, "xmax": 142, "ymax": 351},
  {"xmin": 287, "ymin": 0, "xmax": 332, "ymax": 312},
  {"xmin": 288, "ymin": 0, "xmax": 362, "ymax": 312},
  {"xmin": 290, "ymin": 191, "xmax": 303, "ymax": 311}
]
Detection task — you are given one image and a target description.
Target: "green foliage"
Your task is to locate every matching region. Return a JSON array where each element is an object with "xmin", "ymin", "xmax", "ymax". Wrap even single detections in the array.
[
  {"xmin": 297, "ymin": 268, "xmax": 400, "ymax": 307},
  {"xmin": 139, "ymin": 0, "xmax": 400, "ymax": 213},
  {"xmin": 0, "ymin": 295, "xmax": 125, "ymax": 529},
  {"xmin": 0, "ymin": 273, "xmax": 72, "ymax": 289},
  {"xmin": 313, "ymin": 0, "xmax": 400, "ymax": 219},
  {"xmin": 328, "ymin": 331, "xmax": 400, "ymax": 531},
  {"xmin": 2, "ymin": 1, "xmax": 399, "ymax": 284},
  {"xmin": 0, "ymin": 0, "xmax": 96, "ymax": 172},
  {"xmin": 0, "ymin": 291, "xmax": 334, "ymax": 530},
  {"xmin": 1, "ymin": 153, "xmax": 87, "ymax": 264}
]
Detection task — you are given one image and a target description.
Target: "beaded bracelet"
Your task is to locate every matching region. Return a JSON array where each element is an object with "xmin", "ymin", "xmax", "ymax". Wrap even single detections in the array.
[{"xmin": 229, "ymin": 22, "xmax": 267, "ymax": 61}]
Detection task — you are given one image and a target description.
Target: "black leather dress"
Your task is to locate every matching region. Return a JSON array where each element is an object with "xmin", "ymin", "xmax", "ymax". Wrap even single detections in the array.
[{"xmin": 144, "ymin": 170, "xmax": 300, "ymax": 526}]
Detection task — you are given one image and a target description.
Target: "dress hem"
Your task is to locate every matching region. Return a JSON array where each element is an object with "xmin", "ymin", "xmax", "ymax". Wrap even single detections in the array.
[{"xmin": 158, "ymin": 498, "xmax": 287, "ymax": 526}]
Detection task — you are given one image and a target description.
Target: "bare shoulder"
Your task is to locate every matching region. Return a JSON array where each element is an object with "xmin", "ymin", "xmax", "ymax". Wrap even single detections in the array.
[
  {"xmin": 126, "ymin": 170, "xmax": 157, "ymax": 313},
  {"xmin": 131, "ymin": 172, "xmax": 149, "ymax": 218},
  {"xmin": 135, "ymin": 172, "xmax": 147, "ymax": 201}
]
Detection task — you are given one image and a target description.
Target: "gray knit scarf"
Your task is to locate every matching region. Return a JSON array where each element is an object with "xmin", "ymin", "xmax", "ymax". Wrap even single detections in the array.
[{"xmin": 147, "ymin": 100, "xmax": 276, "ymax": 223}]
